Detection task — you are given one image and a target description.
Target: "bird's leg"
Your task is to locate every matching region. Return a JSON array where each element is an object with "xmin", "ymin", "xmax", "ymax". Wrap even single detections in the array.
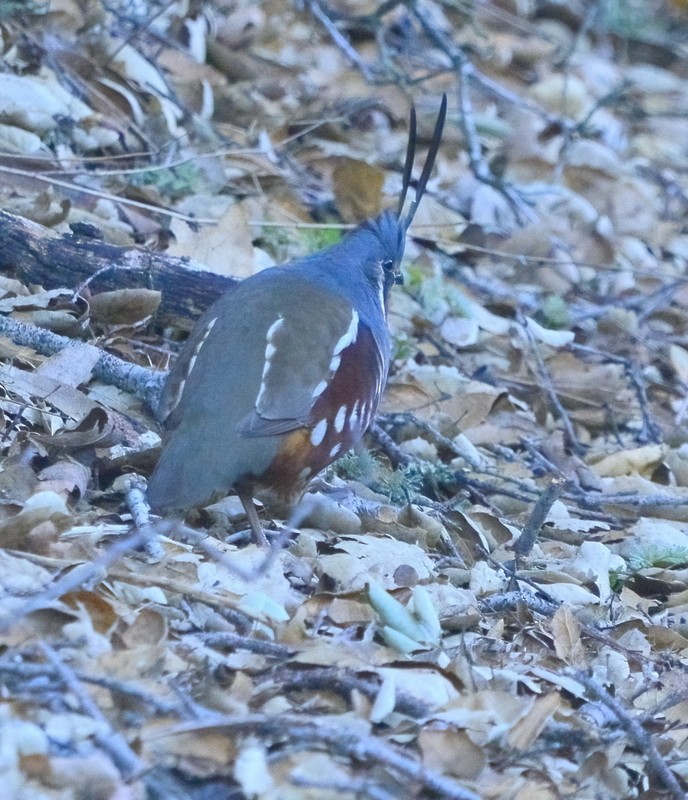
[{"xmin": 236, "ymin": 486, "xmax": 269, "ymax": 547}]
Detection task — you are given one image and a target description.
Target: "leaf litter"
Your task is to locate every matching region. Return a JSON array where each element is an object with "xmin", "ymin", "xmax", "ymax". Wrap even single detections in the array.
[{"xmin": 1, "ymin": 1, "xmax": 688, "ymax": 798}]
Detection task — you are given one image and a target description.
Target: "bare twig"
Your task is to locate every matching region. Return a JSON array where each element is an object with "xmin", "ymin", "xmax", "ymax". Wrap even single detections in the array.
[
  {"xmin": 408, "ymin": 2, "xmax": 533, "ymax": 222},
  {"xmin": 368, "ymin": 421, "xmax": 412, "ymax": 468},
  {"xmin": 196, "ymin": 631, "xmax": 293, "ymax": 659},
  {"xmin": 0, "ymin": 657, "xmax": 182, "ymax": 715},
  {"xmin": 0, "ymin": 529, "xmax": 154, "ymax": 634},
  {"xmin": 624, "ymin": 361, "xmax": 662, "ymax": 445},
  {"xmin": 570, "ymin": 672, "xmax": 686, "ymax": 800},
  {"xmin": 39, "ymin": 642, "xmax": 145, "ymax": 779},
  {"xmin": 160, "ymin": 518, "xmax": 290, "ymax": 582},
  {"xmin": 478, "ymin": 590, "xmax": 559, "ymax": 618},
  {"xmin": 38, "ymin": 644, "xmax": 195, "ymax": 798},
  {"xmin": 307, "ymin": 0, "xmax": 375, "ymax": 81},
  {"xmin": 518, "ymin": 312, "xmax": 584, "ymax": 455},
  {"xmin": 165, "ymin": 713, "xmax": 481, "ymax": 800},
  {"xmin": 124, "ymin": 474, "xmax": 165, "ymax": 559},
  {"xmin": 513, "ymin": 478, "xmax": 567, "ymax": 558},
  {"xmin": 0, "ymin": 314, "xmax": 163, "ymax": 410},
  {"xmin": 255, "ymin": 665, "xmax": 430, "ymax": 718}
]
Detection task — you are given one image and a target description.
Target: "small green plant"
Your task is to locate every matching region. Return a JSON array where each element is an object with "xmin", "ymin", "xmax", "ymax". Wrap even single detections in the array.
[
  {"xmin": 0, "ymin": 0, "xmax": 46, "ymax": 17},
  {"xmin": 599, "ymin": 0, "xmax": 666, "ymax": 40},
  {"xmin": 331, "ymin": 450, "xmax": 379, "ymax": 483},
  {"xmin": 255, "ymin": 224, "xmax": 293, "ymax": 263},
  {"xmin": 301, "ymin": 225, "xmax": 342, "ymax": 252},
  {"xmin": 130, "ymin": 163, "xmax": 202, "ymax": 200},
  {"xmin": 609, "ymin": 566, "xmax": 629, "ymax": 594},
  {"xmin": 377, "ymin": 464, "xmax": 424, "ymax": 504},
  {"xmin": 258, "ymin": 224, "xmax": 342, "ymax": 264},
  {"xmin": 375, "ymin": 460, "xmax": 455, "ymax": 504},
  {"xmin": 332, "ymin": 448, "xmax": 457, "ymax": 505},
  {"xmin": 540, "ymin": 296, "xmax": 571, "ymax": 329},
  {"xmin": 626, "ymin": 545, "xmax": 688, "ymax": 572},
  {"xmin": 404, "ymin": 263, "xmax": 427, "ymax": 292},
  {"xmin": 392, "ymin": 333, "xmax": 415, "ymax": 362}
]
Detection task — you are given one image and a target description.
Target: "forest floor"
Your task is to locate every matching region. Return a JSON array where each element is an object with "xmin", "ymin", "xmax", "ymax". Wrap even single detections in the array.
[{"xmin": 1, "ymin": 1, "xmax": 688, "ymax": 798}]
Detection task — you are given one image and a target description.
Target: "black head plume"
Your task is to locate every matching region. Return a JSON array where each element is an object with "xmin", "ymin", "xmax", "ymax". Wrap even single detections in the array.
[
  {"xmin": 321, "ymin": 95, "xmax": 447, "ymax": 311},
  {"xmin": 397, "ymin": 93, "xmax": 447, "ymax": 232}
]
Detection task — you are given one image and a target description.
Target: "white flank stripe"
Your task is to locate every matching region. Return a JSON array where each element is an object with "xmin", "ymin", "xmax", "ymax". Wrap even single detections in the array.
[
  {"xmin": 329, "ymin": 443, "xmax": 342, "ymax": 458},
  {"xmin": 312, "ymin": 380, "xmax": 328, "ymax": 398},
  {"xmin": 310, "ymin": 419, "xmax": 328, "ymax": 446},
  {"xmin": 349, "ymin": 400, "xmax": 360, "ymax": 431},
  {"xmin": 266, "ymin": 316, "xmax": 284, "ymax": 341},
  {"xmin": 175, "ymin": 377, "xmax": 186, "ymax": 405},
  {"xmin": 186, "ymin": 317, "xmax": 217, "ymax": 376},
  {"xmin": 334, "ymin": 405, "xmax": 347, "ymax": 433},
  {"xmin": 329, "ymin": 355, "xmax": 341, "ymax": 373},
  {"xmin": 333, "ymin": 310, "xmax": 359, "ymax": 355},
  {"xmin": 258, "ymin": 318, "xmax": 284, "ymax": 402},
  {"xmin": 255, "ymin": 381, "xmax": 267, "ymax": 407}
]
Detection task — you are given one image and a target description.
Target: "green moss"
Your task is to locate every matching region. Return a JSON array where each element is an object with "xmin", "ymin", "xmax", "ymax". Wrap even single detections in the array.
[
  {"xmin": 332, "ymin": 450, "xmax": 379, "ymax": 482},
  {"xmin": 300, "ymin": 225, "xmax": 342, "ymax": 251},
  {"xmin": 627, "ymin": 545, "xmax": 688, "ymax": 571},
  {"xmin": 130, "ymin": 163, "xmax": 203, "ymax": 201},
  {"xmin": 540, "ymin": 296, "xmax": 571, "ymax": 329},
  {"xmin": 257, "ymin": 224, "xmax": 342, "ymax": 264},
  {"xmin": 0, "ymin": 0, "xmax": 46, "ymax": 17}
]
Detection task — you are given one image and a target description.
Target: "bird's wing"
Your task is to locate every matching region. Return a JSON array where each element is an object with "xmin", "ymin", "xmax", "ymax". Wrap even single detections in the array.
[{"xmin": 238, "ymin": 295, "xmax": 365, "ymax": 437}]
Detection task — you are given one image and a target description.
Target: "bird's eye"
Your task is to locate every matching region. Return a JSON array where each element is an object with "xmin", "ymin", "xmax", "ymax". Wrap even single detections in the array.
[{"xmin": 382, "ymin": 259, "xmax": 395, "ymax": 272}]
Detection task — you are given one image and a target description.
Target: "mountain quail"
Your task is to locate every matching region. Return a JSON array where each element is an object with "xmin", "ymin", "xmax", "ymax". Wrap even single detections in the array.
[{"xmin": 148, "ymin": 96, "xmax": 447, "ymax": 545}]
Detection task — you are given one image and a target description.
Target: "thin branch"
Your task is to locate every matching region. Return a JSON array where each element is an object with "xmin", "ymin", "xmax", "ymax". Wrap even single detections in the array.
[
  {"xmin": 255, "ymin": 665, "xmax": 430, "ymax": 718},
  {"xmin": 570, "ymin": 672, "xmax": 686, "ymax": 800},
  {"xmin": 307, "ymin": 0, "xmax": 375, "ymax": 81},
  {"xmin": 196, "ymin": 631, "xmax": 294, "ymax": 659},
  {"xmin": 39, "ymin": 642, "xmax": 145, "ymax": 779},
  {"xmin": 0, "ymin": 658, "xmax": 182, "ymax": 715},
  {"xmin": 518, "ymin": 312, "xmax": 584, "ymax": 455},
  {"xmin": 513, "ymin": 478, "xmax": 567, "ymax": 558},
  {"xmin": 624, "ymin": 361, "xmax": 662, "ymax": 445},
  {"xmin": 0, "ymin": 313, "xmax": 163, "ymax": 411},
  {"xmin": 408, "ymin": 2, "xmax": 533, "ymax": 222},
  {"xmin": 478, "ymin": 590, "xmax": 559, "ymax": 617},
  {"xmin": 0, "ymin": 529, "xmax": 154, "ymax": 634},
  {"xmin": 368, "ymin": 421, "xmax": 412, "ymax": 468},
  {"xmin": 167, "ymin": 713, "xmax": 481, "ymax": 800}
]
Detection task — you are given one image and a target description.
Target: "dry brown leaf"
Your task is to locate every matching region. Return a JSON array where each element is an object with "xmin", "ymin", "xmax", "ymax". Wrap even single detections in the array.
[
  {"xmin": 37, "ymin": 459, "xmax": 90, "ymax": 500},
  {"xmin": 590, "ymin": 444, "xmax": 666, "ymax": 478},
  {"xmin": 168, "ymin": 202, "xmax": 256, "ymax": 277},
  {"xmin": 88, "ymin": 288, "xmax": 161, "ymax": 325},
  {"xmin": 0, "ymin": 287, "xmax": 72, "ymax": 314},
  {"xmin": 550, "ymin": 607, "xmax": 586, "ymax": 667},
  {"xmin": 33, "ymin": 407, "xmax": 121, "ymax": 450},
  {"xmin": 332, "ymin": 158, "xmax": 385, "ymax": 222},
  {"xmin": 317, "ymin": 535, "xmax": 435, "ymax": 592},
  {"xmin": 61, "ymin": 590, "xmax": 118, "ymax": 635},
  {"xmin": 418, "ymin": 726, "xmax": 486, "ymax": 779},
  {"xmin": 383, "ymin": 368, "xmax": 506, "ymax": 430},
  {"xmin": 506, "ymin": 691, "xmax": 563, "ymax": 751},
  {"xmin": 0, "ymin": 491, "xmax": 72, "ymax": 550},
  {"xmin": 35, "ymin": 343, "xmax": 100, "ymax": 388}
]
